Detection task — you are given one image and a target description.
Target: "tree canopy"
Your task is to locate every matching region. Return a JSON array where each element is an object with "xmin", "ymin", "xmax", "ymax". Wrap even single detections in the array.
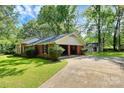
[
  {"xmin": 0, "ymin": 5, "xmax": 124, "ymax": 54},
  {"xmin": 82, "ymin": 5, "xmax": 124, "ymax": 51}
]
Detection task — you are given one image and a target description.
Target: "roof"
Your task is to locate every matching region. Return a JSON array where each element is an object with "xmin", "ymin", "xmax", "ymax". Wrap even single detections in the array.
[
  {"xmin": 86, "ymin": 43, "xmax": 98, "ymax": 47},
  {"xmin": 22, "ymin": 32, "xmax": 83, "ymax": 46},
  {"xmin": 23, "ymin": 38, "xmax": 40, "ymax": 45},
  {"xmin": 22, "ymin": 34, "xmax": 67, "ymax": 45}
]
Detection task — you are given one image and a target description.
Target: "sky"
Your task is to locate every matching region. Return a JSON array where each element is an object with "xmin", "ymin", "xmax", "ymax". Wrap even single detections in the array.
[{"xmin": 15, "ymin": 5, "xmax": 90, "ymax": 26}]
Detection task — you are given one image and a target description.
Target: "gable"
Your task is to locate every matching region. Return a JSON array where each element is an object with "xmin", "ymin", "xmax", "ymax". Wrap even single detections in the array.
[{"xmin": 55, "ymin": 34, "xmax": 83, "ymax": 45}]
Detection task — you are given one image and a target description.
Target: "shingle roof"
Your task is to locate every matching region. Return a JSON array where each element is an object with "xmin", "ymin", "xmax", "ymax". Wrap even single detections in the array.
[
  {"xmin": 23, "ymin": 38, "xmax": 40, "ymax": 45},
  {"xmin": 22, "ymin": 34, "xmax": 67, "ymax": 45}
]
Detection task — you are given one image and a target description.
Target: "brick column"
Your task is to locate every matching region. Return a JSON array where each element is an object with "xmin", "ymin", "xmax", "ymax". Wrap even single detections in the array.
[
  {"xmin": 77, "ymin": 46, "xmax": 81, "ymax": 55},
  {"xmin": 67, "ymin": 45, "xmax": 71, "ymax": 56}
]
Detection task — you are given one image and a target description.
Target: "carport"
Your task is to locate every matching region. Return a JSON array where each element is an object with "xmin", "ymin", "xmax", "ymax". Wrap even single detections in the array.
[{"xmin": 60, "ymin": 45, "xmax": 81, "ymax": 56}]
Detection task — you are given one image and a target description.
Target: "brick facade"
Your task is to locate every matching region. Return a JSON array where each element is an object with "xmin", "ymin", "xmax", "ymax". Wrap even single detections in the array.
[
  {"xmin": 35, "ymin": 45, "xmax": 43, "ymax": 56},
  {"xmin": 77, "ymin": 46, "xmax": 81, "ymax": 55},
  {"xmin": 21, "ymin": 44, "xmax": 82, "ymax": 56},
  {"xmin": 67, "ymin": 45, "xmax": 71, "ymax": 56}
]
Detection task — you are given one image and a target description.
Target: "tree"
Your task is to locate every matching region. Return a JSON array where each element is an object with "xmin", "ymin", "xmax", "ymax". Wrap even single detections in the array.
[
  {"xmin": 0, "ymin": 5, "xmax": 19, "ymax": 54},
  {"xmin": 82, "ymin": 5, "xmax": 116, "ymax": 51},
  {"xmin": 20, "ymin": 20, "xmax": 51, "ymax": 39},
  {"xmin": 113, "ymin": 6, "xmax": 124, "ymax": 51},
  {"xmin": 37, "ymin": 5, "xmax": 77, "ymax": 36},
  {"xmin": 83, "ymin": 5, "xmax": 103, "ymax": 52},
  {"xmin": 0, "ymin": 5, "xmax": 18, "ymax": 39},
  {"xmin": 96, "ymin": 5, "xmax": 102, "ymax": 52}
]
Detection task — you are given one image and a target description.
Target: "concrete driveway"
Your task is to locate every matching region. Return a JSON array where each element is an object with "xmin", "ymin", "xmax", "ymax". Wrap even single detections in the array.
[{"xmin": 40, "ymin": 56, "xmax": 124, "ymax": 88}]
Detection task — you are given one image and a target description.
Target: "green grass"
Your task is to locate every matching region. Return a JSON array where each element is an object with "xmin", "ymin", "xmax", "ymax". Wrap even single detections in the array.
[
  {"xmin": 86, "ymin": 52, "xmax": 124, "ymax": 57},
  {"xmin": 0, "ymin": 55, "xmax": 67, "ymax": 88}
]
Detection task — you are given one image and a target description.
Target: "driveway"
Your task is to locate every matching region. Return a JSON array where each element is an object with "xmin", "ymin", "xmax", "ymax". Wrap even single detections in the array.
[{"xmin": 40, "ymin": 56, "xmax": 124, "ymax": 88}]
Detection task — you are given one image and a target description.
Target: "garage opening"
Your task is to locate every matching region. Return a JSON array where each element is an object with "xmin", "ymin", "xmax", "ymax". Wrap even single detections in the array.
[
  {"xmin": 60, "ymin": 45, "xmax": 78, "ymax": 56},
  {"xmin": 60, "ymin": 45, "xmax": 68, "ymax": 56},
  {"xmin": 70, "ymin": 45, "xmax": 77, "ymax": 55}
]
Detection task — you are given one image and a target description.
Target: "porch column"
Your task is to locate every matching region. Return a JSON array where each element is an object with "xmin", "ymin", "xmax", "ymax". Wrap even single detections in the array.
[
  {"xmin": 67, "ymin": 45, "xmax": 71, "ymax": 56},
  {"xmin": 77, "ymin": 46, "xmax": 81, "ymax": 55}
]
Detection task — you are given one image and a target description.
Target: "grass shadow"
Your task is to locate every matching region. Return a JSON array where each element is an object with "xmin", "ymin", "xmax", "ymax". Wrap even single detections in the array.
[
  {"xmin": 6, "ymin": 55, "xmax": 58, "ymax": 67},
  {"xmin": 0, "ymin": 59, "xmax": 32, "ymax": 67},
  {"xmin": 0, "ymin": 55, "xmax": 60, "ymax": 78},
  {"xmin": 0, "ymin": 67, "xmax": 27, "ymax": 78},
  {"xmin": 34, "ymin": 59, "xmax": 59, "ymax": 67}
]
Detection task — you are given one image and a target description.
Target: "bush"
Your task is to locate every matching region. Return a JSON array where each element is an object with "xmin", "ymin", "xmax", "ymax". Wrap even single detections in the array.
[
  {"xmin": 25, "ymin": 47, "xmax": 37, "ymax": 58},
  {"xmin": 0, "ymin": 43, "xmax": 16, "ymax": 54},
  {"xmin": 40, "ymin": 53, "xmax": 49, "ymax": 59},
  {"xmin": 48, "ymin": 45, "xmax": 65, "ymax": 61}
]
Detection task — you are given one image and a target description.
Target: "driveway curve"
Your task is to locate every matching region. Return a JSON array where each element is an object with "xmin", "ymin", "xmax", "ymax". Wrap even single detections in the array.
[{"xmin": 40, "ymin": 56, "xmax": 124, "ymax": 88}]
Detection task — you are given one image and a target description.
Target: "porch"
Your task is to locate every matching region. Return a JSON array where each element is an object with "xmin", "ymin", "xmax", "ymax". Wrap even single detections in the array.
[{"xmin": 20, "ymin": 44, "xmax": 82, "ymax": 56}]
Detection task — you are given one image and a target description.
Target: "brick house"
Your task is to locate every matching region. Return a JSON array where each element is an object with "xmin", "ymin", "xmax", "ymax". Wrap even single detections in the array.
[{"xmin": 16, "ymin": 33, "xmax": 83, "ymax": 56}]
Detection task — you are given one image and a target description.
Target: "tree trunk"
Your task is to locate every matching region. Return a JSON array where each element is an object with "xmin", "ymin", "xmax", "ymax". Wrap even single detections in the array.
[
  {"xmin": 66, "ymin": 19, "xmax": 70, "ymax": 33},
  {"xmin": 97, "ymin": 5, "xmax": 102, "ymax": 52},
  {"xmin": 113, "ymin": 20, "xmax": 119, "ymax": 51},
  {"xmin": 118, "ymin": 20, "xmax": 121, "ymax": 51},
  {"xmin": 102, "ymin": 34, "xmax": 105, "ymax": 51},
  {"xmin": 113, "ymin": 26, "xmax": 117, "ymax": 51},
  {"xmin": 113, "ymin": 7, "xmax": 121, "ymax": 51}
]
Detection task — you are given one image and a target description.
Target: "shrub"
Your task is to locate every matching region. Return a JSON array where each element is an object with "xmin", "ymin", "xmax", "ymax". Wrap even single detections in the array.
[
  {"xmin": 48, "ymin": 45, "xmax": 65, "ymax": 61},
  {"xmin": 25, "ymin": 47, "xmax": 37, "ymax": 58},
  {"xmin": 40, "ymin": 53, "xmax": 49, "ymax": 59},
  {"xmin": 0, "ymin": 43, "xmax": 16, "ymax": 54}
]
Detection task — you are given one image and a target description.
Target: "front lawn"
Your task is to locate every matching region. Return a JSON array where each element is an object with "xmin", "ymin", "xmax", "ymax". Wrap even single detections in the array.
[
  {"xmin": 0, "ymin": 55, "xmax": 67, "ymax": 88},
  {"xmin": 86, "ymin": 52, "xmax": 124, "ymax": 57}
]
